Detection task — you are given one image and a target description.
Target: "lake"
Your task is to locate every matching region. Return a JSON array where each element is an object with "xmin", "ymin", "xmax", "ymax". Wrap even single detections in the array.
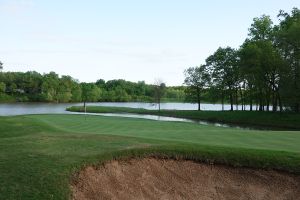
[
  {"xmin": 0, "ymin": 102, "xmax": 256, "ymax": 116},
  {"xmin": 0, "ymin": 102, "xmax": 263, "ymax": 129}
]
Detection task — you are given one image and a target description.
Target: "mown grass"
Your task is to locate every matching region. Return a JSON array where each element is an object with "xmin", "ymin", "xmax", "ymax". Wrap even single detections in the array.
[
  {"xmin": 0, "ymin": 114, "xmax": 300, "ymax": 199},
  {"xmin": 67, "ymin": 106, "xmax": 300, "ymax": 130}
]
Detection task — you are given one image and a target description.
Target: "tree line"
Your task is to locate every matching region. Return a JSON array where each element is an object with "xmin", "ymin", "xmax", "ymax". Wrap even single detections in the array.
[
  {"xmin": 0, "ymin": 71, "xmax": 185, "ymax": 103},
  {"xmin": 184, "ymin": 8, "xmax": 300, "ymax": 112}
]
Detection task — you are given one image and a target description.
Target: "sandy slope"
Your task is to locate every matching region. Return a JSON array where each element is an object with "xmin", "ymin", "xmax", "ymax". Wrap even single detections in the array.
[{"xmin": 71, "ymin": 158, "xmax": 300, "ymax": 200}]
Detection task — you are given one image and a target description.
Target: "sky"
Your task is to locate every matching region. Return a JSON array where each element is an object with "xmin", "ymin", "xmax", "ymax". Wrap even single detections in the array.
[{"xmin": 0, "ymin": 0, "xmax": 299, "ymax": 86}]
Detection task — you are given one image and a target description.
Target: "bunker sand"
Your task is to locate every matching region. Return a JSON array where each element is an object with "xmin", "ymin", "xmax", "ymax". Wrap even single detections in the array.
[{"xmin": 71, "ymin": 158, "xmax": 300, "ymax": 200}]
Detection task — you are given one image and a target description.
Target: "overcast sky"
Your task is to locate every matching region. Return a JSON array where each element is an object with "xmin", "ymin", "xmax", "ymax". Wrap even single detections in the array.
[{"xmin": 0, "ymin": 0, "xmax": 299, "ymax": 85}]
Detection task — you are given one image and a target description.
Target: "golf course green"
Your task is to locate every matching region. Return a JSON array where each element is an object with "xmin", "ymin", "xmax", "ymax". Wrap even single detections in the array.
[{"xmin": 1, "ymin": 114, "xmax": 300, "ymax": 199}]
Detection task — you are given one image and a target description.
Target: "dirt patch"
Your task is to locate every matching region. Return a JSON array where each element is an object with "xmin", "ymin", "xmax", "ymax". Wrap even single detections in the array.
[{"xmin": 71, "ymin": 158, "xmax": 300, "ymax": 200}]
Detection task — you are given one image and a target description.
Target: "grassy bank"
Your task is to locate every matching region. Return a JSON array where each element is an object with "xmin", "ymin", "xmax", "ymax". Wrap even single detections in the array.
[
  {"xmin": 67, "ymin": 106, "xmax": 300, "ymax": 130},
  {"xmin": 0, "ymin": 114, "xmax": 300, "ymax": 199}
]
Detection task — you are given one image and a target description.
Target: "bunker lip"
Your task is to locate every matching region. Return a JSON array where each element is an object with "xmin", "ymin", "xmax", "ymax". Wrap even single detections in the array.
[{"xmin": 71, "ymin": 158, "xmax": 300, "ymax": 200}]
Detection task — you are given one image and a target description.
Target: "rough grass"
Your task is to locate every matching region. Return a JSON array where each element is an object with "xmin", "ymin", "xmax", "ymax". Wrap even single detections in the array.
[
  {"xmin": 0, "ymin": 114, "xmax": 300, "ymax": 199},
  {"xmin": 67, "ymin": 106, "xmax": 300, "ymax": 130}
]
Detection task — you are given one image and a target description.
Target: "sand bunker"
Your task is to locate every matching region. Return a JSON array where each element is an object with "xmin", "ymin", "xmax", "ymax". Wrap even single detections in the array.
[{"xmin": 71, "ymin": 158, "xmax": 300, "ymax": 200}]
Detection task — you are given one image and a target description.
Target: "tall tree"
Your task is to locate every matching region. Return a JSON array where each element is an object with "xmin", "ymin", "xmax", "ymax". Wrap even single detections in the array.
[
  {"xmin": 71, "ymin": 84, "xmax": 82, "ymax": 102},
  {"xmin": 244, "ymin": 14, "xmax": 286, "ymax": 112},
  {"xmin": 0, "ymin": 61, "xmax": 3, "ymax": 72},
  {"xmin": 275, "ymin": 8, "xmax": 300, "ymax": 112},
  {"xmin": 0, "ymin": 82, "xmax": 5, "ymax": 93},
  {"xmin": 41, "ymin": 72, "xmax": 60, "ymax": 102},
  {"xmin": 184, "ymin": 65, "xmax": 210, "ymax": 111},
  {"xmin": 239, "ymin": 41, "xmax": 261, "ymax": 111},
  {"xmin": 56, "ymin": 76, "xmax": 74, "ymax": 103},
  {"xmin": 248, "ymin": 15, "xmax": 273, "ymax": 41},
  {"xmin": 206, "ymin": 47, "xmax": 239, "ymax": 111},
  {"xmin": 239, "ymin": 40, "xmax": 284, "ymax": 111},
  {"xmin": 81, "ymin": 83, "xmax": 101, "ymax": 106},
  {"xmin": 153, "ymin": 79, "xmax": 166, "ymax": 111}
]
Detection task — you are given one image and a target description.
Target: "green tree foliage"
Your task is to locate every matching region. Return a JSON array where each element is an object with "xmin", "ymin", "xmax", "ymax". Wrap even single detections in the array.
[
  {"xmin": 0, "ymin": 70, "xmax": 186, "ymax": 103},
  {"xmin": 164, "ymin": 87, "xmax": 185, "ymax": 102},
  {"xmin": 56, "ymin": 76, "xmax": 73, "ymax": 103},
  {"xmin": 71, "ymin": 84, "xmax": 82, "ymax": 102},
  {"xmin": 206, "ymin": 47, "xmax": 239, "ymax": 111},
  {"xmin": 239, "ymin": 40, "xmax": 285, "ymax": 111},
  {"xmin": 0, "ymin": 81, "xmax": 13, "ymax": 102},
  {"xmin": 275, "ymin": 8, "xmax": 300, "ymax": 112},
  {"xmin": 248, "ymin": 15, "xmax": 273, "ymax": 41},
  {"xmin": 184, "ymin": 65, "xmax": 210, "ymax": 111},
  {"xmin": 0, "ymin": 82, "xmax": 6, "ymax": 93},
  {"xmin": 184, "ymin": 8, "xmax": 300, "ymax": 112},
  {"xmin": 0, "ymin": 61, "xmax": 3, "ymax": 71},
  {"xmin": 243, "ymin": 15, "xmax": 286, "ymax": 112},
  {"xmin": 95, "ymin": 79, "xmax": 106, "ymax": 89},
  {"xmin": 153, "ymin": 79, "xmax": 166, "ymax": 111},
  {"xmin": 41, "ymin": 72, "xmax": 60, "ymax": 102},
  {"xmin": 81, "ymin": 83, "xmax": 101, "ymax": 103}
]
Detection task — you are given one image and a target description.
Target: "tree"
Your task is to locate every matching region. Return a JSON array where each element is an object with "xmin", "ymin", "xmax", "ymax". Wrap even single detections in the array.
[
  {"xmin": 41, "ymin": 72, "xmax": 60, "ymax": 102},
  {"xmin": 239, "ymin": 39, "xmax": 285, "ymax": 111},
  {"xmin": 153, "ymin": 79, "xmax": 166, "ymax": 111},
  {"xmin": 206, "ymin": 47, "xmax": 239, "ymax": 111},
  {"xmin": 71, "ymin": 84, "xmax": 82, "ymax": 102},
  {"xmin": 0, "ymin": 82, "xmax": 6, "ymax": 93},
  {"xmin": 81, "ymin": 83, "xmax": 101, "ymax": 107},
  {"xmin": 0, "ymin": 70, "xmax": 179, "ymax": 103},
  {"xmin": 275, "ymin": 8, "xmax": 300, "ymax": 112},
  {"xmin": 81, "ymin": 83, "xmax": 91, "ymax": 112},
  {"xmin": 165, "ymin": 87, "xmax": 185, "ymax": 102},
  {"xmin": 239, "ymin": 14, "xmax": 288, "ymax": 112},
  {"xmin": 0, "ymin": 61, "xmax": 3, "ymax": 72},
  {"xmin": 95, "ymin": 79, "xmax": 106, "ymax": 89},
  {"xmin": 57, "ymin": 76, "xmax": 74, "ymax": 103},
  {"xmin": 248, "ymin": 15, "xmax": 273, "ymax": 41},
  {"xmin": 114, "ymin": 86, "xmax": 131, "ymax": 102},
  {"xmin": 184, "ymin": 65, "xmax": 210, "ymax": 111},
  {"xmin": 239, "ymin": 41, "xmax": 261, "ymax": 111}
]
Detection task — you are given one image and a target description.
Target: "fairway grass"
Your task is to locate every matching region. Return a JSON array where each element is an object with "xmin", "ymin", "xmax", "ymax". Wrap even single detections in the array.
[{"xmin": 0, "ymin": 114, "xmax": 300, "ymax": 199}]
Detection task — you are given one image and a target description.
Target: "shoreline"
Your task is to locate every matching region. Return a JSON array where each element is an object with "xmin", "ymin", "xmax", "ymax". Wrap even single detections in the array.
[{"xmin": 67, "ymin": 106, "xmax": 300, "ymax": 130}]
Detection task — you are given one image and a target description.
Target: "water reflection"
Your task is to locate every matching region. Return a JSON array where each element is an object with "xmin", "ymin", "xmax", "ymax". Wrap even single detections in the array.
[
  {"xmin": 73, "ymin": 112, "xmax": 254, "ymax": 130},
  {"xmin": 0, "ymin": 102, "xmax": 260, "ymax": 116}
]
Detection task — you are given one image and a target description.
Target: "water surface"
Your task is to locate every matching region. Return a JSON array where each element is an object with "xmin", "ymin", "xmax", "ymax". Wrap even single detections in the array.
[
  {"xmin": 0, "ymin": 102, "xmax": 261, "ymax": 130},
  {"xmin": 0, "ymin": 102, "xmax": 257, "ymax": 116}
]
